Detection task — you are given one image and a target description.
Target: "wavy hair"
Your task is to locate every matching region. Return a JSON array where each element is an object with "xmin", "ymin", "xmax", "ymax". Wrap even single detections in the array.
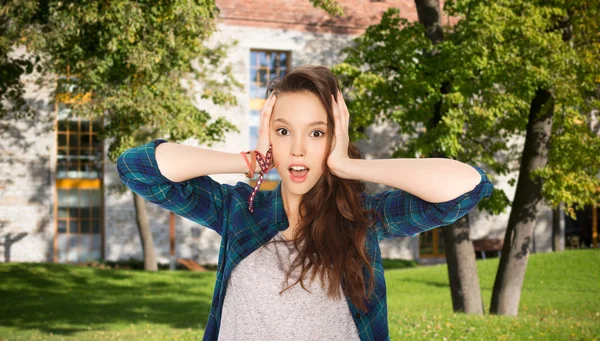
[{"xmin": 266, "ymin": 65, "xmax": 376, "ymax": 313}]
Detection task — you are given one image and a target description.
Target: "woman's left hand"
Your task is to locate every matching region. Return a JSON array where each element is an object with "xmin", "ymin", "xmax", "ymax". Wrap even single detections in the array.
[{"xmin": 328, "ymin": 89, "xmax": 351, "ymax": 178}]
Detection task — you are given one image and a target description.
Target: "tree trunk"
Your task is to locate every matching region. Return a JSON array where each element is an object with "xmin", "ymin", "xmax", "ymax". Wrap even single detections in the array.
[
  {"xmin": 490, "ymin": 89, "xmax": 554, "ymax": 316},
  {"xmin": 414, "ymin": 0, "xmax": 444, "ymax": 44},
  {"xmin": 415, "ymin": 0, "xmax": 484, "ymax": 314},
  {"xmin": 442, "ymin": 215, "xmax": 484, "ymax": 313},
  {"xmin": 133, "ymin": 191, "xmax": 158, "ymax": 271},
  {"xmin": 552, "ymin": 203, "xmax": 564, "ymax": 252}
]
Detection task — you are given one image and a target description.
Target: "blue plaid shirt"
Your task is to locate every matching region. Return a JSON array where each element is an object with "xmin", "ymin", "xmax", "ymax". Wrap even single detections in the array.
[{"xmin": 116, "ymin": 139, "xmax": 494, "ymax": 341}]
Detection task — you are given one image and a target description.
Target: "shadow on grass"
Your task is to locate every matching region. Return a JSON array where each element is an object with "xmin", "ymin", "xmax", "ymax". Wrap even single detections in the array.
[
  {"xmin": 381, "ymin": 258, "xmax": 418, "ymax": 270},
  {"xmin": 0, "ymin": 263, "xmax": 215, "ymax": 336}
]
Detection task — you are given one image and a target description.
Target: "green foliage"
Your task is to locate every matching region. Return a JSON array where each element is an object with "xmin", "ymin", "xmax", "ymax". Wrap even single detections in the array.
[
  {"xmin": 309, "ymin": 0, "xmax": 345, "ymax": 16},
  {"xmin": 334, "ymin": 0, "xmax": 600, "ymax": 217},
  {"xmin": 2, "ymin": 0, "xmax": 242, "ymax": 160},
  {"xmin": 0, "ymin": 1, "xmax": 41, "ymax": 119}
]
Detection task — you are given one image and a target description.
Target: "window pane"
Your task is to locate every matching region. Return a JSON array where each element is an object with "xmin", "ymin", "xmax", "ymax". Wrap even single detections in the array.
[
  {"xmin": 280, "ymin": 53, "xmax": 288, "ymax": 68},
  {"xmin": 249, "ymin": 68, "xmax": 257, "ymax": 83},
  {"xmin": 91, "ymin": 220, "xmax": 101, "ymax": 234},
  {"xmin": 67, "ymin": 246, "xmax": 78, "ymax": 262},
  {"xmin": 258, "ymin": 52, "xmax": 267, "ymax": 67},
  {"xmin": 57, "ymin": 220, "xmax": 67, "ymax": 233},
  {"xmin": 91, "ymin": 134, "xmax": 100, "ymax": 149},
  {"xmin": 58, "ymin": 208, "xmax": 68, "ymax": 218},
  {"xmin": 69, "ymin": 220, "xmax": 78, "ymax": 233},
  {"xmin": 81, "ymin": 120, "xmax": 90, "ymax": 133},
  {"xmin": 250, "ymin": 51, "xmax": 259, "ymax": 67},
  {"xmin": 90, "ymin": 161, "xmax": 102, "ymax": 178},
  {"xmin": 258, "ymin": 69, "xmax": 267, "ymax": 86},
  {"xmin": 91, "ymin": 207, "xmax": 101, "ymax": 218},
  {"xmin": 91, "ymin": 234, "xmax": 101, "ymax": 259},
  {"xmin": 58, "ymin": 189, "xmax": 75, "ymax": 207},
  {"xmin": 79, "ymin": 235, "xmax": 92, "ymax": 261},
  {"xmin": 80, "ymin": 134, "xmax": 90, "ymax": 148},
  {"xmin": 78, "ymin": 189, "xmax": 89, "ymax": 206},
  {"xmin": 89, "ymin": 190, "xmax": 102, "ymax": 206},
  {"xmin": 80, "ymin": 207, "xmax": 90, "ymax": 218},
  {"xmin": 58, "ymin": 120, "xmax": 68, "ymax": 132},
  {"xmin": 57, "ymin": 234, "xmax": 68, "ymax": 262},
  {"xmin": 269, "ymin": 52, "xmax": 278, "ymax": 69},
  {"xmin": 68, "ymin": 120, "xmax": 78, "ymax": 133},
  {"xmin": 69, "ymin": 207, "xmax": 79, "ymax": 218},
  {"xmin": 57, "ymin": 161, "xmax": 67, "ymax": 178},
  {"xmin": 58, "ymin": 133, "xmax": 67, "ymax": 147},
  {"xmin": 69, "ymin": 134, "xmax": 78, "ymax": 148},
  {"xmin": 81, "ymin": 219, "xmax": 90, "ymax": 233},
  {"xmin": 250, "ymin": 83, "xmax": 260, "ymax": 98}
]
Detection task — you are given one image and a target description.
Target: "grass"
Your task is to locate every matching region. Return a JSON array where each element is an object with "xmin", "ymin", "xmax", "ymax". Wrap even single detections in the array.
[{"xmin": 0, "ymin": 249, "xmax": 598, "ymax": 340}]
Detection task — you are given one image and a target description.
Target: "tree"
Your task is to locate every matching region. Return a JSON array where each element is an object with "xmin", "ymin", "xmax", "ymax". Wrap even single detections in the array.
[
  {"xmin": 413, "ymin": 0, "xmax": 484, "ymax": 314},
  {"xmin": 334, "ymin": 0, "xmax": 600, "ymax": 315},
  {"xmin": 2, "ymin": 0, "xmax": 241, "ymax": 270}
]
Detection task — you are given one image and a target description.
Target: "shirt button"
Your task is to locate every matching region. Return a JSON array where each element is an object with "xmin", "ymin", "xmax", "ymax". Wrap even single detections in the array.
[{"xmin": 355, "ymin": 313, "xmax": 361, "ymax": 318}]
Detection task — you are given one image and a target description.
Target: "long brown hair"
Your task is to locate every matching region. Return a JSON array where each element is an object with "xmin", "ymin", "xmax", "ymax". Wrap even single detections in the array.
[{"xmin": 267, "ymin": 65, "xmax": 375, "ymax": 312}]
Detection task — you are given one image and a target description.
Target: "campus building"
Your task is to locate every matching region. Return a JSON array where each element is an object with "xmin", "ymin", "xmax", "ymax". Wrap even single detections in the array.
[{"xmin": 1, "ymin": 0, "xmax": 589, "ymax": 266}]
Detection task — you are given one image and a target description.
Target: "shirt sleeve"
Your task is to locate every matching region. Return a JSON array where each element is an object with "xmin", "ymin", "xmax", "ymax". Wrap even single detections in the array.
[
  {"xmin": 116, "ymin": 139, "xmax": 230, "ymax": 236},
  {"xmin": 362, "ymin": 165, "xmax": 494, "ymax": 241}
]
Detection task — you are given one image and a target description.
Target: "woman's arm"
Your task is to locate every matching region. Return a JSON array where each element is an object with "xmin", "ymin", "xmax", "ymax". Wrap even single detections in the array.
[
  {"xmin": 155, "ymin": 142, "xmax": 260, "ymax": 182},
  {"xmin": 332, "ymin": 158, "xmax": 482, "ymax": 203},
  {"xmin": 117, "ymin": 139, "xmax": 255, "ymax": 236}
]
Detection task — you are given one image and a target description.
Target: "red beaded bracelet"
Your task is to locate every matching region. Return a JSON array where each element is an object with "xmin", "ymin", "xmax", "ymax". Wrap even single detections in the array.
[{"xmin": 242, "ymin": 143, "xmax": 275, "ymax": 213}]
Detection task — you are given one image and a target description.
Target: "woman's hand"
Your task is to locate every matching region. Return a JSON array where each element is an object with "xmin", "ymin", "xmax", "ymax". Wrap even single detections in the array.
[
  {"xmin": 256, "ymin": 93, "xmax": 277, "ymax": 173},
  {"xmin": 328, "ymin": 89, "xmax": 351, "ymax": 178}
]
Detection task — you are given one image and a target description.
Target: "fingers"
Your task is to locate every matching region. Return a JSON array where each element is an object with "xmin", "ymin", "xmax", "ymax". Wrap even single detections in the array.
[
  {"xmin": 332, "ymin": 90, "xmax": 349, "ymax": 138},
  {"xmin": 331, "ymin": 94, "xmax": 343, "ymax": 137},
  {"xmin": 337, "ymin": 89, "xmax": 349, "ymax": 133},
  {"xmin": 259, "ymin": 94, "xmax": 277, "ymax": 135}
]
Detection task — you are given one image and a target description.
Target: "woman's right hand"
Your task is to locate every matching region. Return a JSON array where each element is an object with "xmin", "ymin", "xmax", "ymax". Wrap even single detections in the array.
[{"xmin": 255, "ymin": 93, "xmax": 277, "ymax": 173}]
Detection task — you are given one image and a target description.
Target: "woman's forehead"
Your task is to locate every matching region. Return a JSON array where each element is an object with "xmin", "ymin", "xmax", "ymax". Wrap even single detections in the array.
[{"xmin": 272, "ymin": 92, "xmax": 328, "ymax": 123}]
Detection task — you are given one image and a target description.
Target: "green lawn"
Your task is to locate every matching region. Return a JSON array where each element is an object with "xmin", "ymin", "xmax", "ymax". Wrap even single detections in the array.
[{"xmin": 0, "ymin": 250, "xmax": 598, "ymax": 341}]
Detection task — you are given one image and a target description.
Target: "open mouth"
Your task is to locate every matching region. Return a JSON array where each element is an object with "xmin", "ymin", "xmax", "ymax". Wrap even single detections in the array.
[{"xmin": 289, "ymin": 166, "xmax": 310, "ymax": 182}]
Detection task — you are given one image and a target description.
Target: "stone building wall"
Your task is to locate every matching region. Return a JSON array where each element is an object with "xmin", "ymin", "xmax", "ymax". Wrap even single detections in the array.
[{"xmin": 0, "ymin": 53, "xmax": 56, "ymax": 262}]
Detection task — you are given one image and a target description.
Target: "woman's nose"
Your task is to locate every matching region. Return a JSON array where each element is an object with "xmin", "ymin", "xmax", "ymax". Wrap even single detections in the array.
[{"xmin": 291, "ymin": 137, "xmax": 305, "ymax": 157}]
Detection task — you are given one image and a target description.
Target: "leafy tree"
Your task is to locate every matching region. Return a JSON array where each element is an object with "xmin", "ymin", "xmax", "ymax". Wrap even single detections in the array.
[
  {"xmin": 2, "ymin": 0, "xmax": 242, "ymax": 270},
  {"xmin": 334, "ymin": 0, "xmax": 599, "ymax": 315}
]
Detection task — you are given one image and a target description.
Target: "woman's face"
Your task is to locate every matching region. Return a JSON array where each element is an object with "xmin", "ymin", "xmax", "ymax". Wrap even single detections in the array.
[{"xmin": 270, "ymin": 91, "xmax": 330, "ymax": 196}]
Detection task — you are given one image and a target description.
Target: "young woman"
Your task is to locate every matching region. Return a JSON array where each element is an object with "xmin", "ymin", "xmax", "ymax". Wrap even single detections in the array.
[{"xmin": 117, "ymin": 66, "xmax": 493, "ymax": 341}]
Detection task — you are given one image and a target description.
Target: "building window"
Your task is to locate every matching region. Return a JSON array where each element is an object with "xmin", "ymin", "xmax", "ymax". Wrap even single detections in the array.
[
  {"xmin": 419, "ymin": 229, "xmax": 445, "ymax": 259},
  {"xmin": 54, "ymin": 75, "xmax": 104, "ymax": 263},
  {"xmin": 249, "ymin": 50, "xmax": 290, "ymax": 187}
]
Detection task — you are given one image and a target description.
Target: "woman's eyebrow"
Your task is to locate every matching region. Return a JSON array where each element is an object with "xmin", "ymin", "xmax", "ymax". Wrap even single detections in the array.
[{"xmin": 272, "ymin": 118, "xmax": 327, "ymax": 127}]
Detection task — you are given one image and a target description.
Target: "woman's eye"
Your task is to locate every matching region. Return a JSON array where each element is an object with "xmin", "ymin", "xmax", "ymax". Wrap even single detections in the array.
[
  {"xmin": 310, "ymin": 130, "xmax": 325, "ymax": 138},
  {"xmin": 276, "ymin": 128, "xmax": 290, "ymax": 136}
]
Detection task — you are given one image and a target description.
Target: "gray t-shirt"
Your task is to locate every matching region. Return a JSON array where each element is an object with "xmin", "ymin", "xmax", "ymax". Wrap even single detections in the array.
[{"xmin": 218, "ymin": 230, "xmax": 361, "ymax": 341}]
